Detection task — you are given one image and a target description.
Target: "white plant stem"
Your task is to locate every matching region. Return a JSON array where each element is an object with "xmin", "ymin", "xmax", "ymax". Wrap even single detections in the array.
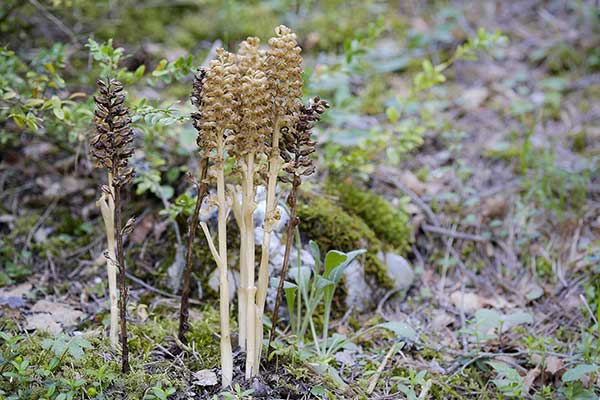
[
  {"xmin": 254, "ymin": 119, "xmax": 280, "ymax": 366},
  {"xmin": 243, "ymin": 153, "xmax": 258, "ymax": 378},
  {"xmin": 200, "ymin": 133, "xmax": 233, "ymax": 388},
  {"xmin": 231, "ymin": 189, "xmax": 247, "ymax": 351},
  {"xmin": 97, "ymin": 173, "xmax": 119, "ymax": 348}
]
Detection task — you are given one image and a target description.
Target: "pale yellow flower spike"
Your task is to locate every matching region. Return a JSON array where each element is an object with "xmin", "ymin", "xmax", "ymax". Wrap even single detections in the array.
[{"xmin": 198, "ymin": 48, "xmax": 239, "ymax": 388}]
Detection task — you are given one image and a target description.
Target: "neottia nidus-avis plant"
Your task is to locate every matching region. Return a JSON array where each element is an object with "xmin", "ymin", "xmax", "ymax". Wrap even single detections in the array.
[
  {"xmin": 189, "ymin": 25, "xmax": 328, "ymax": 383},
  {"xmin": 178, "ymin": 68, "xmax": 211, "ymax": 345},
  {"xmin": 268, "ymin": 96, "xmax": 329, "ymax": 357},
  {"xmin": 91, "ymin": 78, "xmax": 135, "ymax": 373}
]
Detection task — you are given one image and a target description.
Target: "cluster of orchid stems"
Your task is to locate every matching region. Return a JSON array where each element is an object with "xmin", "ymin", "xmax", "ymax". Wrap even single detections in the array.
[
  {"xmin": 90, "ymin": 25, "xmax": 328, "ymax": 385},
  {"xmin": 91, "ymin": 78, "xmax": 136, "ymax": 373},
  {"xmin": 182, "ymin": 26, "xmax": 327, "ymax": 386}
]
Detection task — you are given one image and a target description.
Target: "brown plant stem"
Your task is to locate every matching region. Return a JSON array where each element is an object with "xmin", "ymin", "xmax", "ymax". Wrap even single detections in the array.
[
  {"xmin": 114, "ymin": 187, "xmax": 130, "ymax": 373},
  {"xmin": 178, "ymin": 158, "xmax": 210, "ymax": 344},
  {"xmin": 267, "ymin": 175, "xmax": 300, "ymax": 360}
]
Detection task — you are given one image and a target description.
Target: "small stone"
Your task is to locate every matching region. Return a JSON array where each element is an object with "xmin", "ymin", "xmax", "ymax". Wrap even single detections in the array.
[
  {"xmin": 431, "ymin": 311, "xmax": 455, "ymax": 330},
  {"xmin": 254, "ymin": 200, "xmax": 267, "ymax": 227},
  {"xmin": 34, "ymin": 227, "xmax": 53, "ymax": 244},
  {"xmin": 251, "ymin": 377, "xmax": 270, "ymax": 397},
  {"xmin": 0, "ymin": 297, "xmax": 25, "ymax": 308},
  {"xmin": 167, "ymin": 244, "xmax": 186, "ymax": 291},
  {"xmin": 255, "ymin": 226, "xmax": 265, "ymax": 243},
  {"xmin": 343, "ymin": 260, "xmax": 373, "ymax": 312},
  {"xmin": 450, "ymin": 291, "xmax": 482, "ymax": 314},
  {"xmin": 0, "ymin": 283, "xmax": 32, "ymax": 298},
  {"xmin": 384, "ymin": 253, "xmax": 415, "ymax": 290},
  {"xmin": 192, "ymin": 369, "xmax": 218, "ymax": 386},
  {"xmin": 274, "ymin": 204, "xmax": 289, "ymax": 232},
  {"xmin": 460, "ymin": 87, "xmax": 489, "ymax": 110}
]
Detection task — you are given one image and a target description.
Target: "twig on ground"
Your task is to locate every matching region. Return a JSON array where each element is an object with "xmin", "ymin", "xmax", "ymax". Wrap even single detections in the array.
[
  {"xmin": 25, "ymin": 198, "xmax": 58, "ymax": 249},
  {"xmin": 367, "ymin": 342, "xmax": 401, "ymax": 395},
  {"xmin": 422, "ymin": 224, "xmax": 487, "ymax": 242},
  {"xmin": 376, "ymin": 289, "xmax": 401, "ymax": 321},
  {"xmin": 126, "ymin": 272, "xmax": 201, "ymax": 305},
  {"xmin": 28, "ymin": 0, "xmax": 79, "ymax": 45}
]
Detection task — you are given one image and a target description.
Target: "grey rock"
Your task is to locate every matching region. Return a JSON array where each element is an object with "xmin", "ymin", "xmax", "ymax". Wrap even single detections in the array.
[
  {"xmin": 343, "ymin": 260, "xmax": 373, "ymax": 312},
  {"xmin": 167, "ymin": 244, "xmax": 185, "ymax": 292},
  {"xmin": 383, "ymin": 252, "xmax": 415, "ymax": 290},
  {"xmin": 254, "ymin": 199, "xmax": 267, "ymax": 227}
]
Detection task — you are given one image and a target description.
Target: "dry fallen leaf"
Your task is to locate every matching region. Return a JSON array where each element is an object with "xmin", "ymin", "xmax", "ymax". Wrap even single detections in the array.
[
  {"xmin": 26, "ymin": 300, "xmax": 84, "ymax": 334},
  {"xmin": 432, "ymin": 311, "xmax": 455, "ymax": 330},
  {"xmin": 192, "ymin": 369, "xmax": 218, "ymax": 386},
  {"xmin": 523, "ymin": 366, "xmax": 540, "ymax": 394},
  {"xmin": 481, "ymin": 195, "xmax": 508, "ymax": 220},
  {"xmin": 398, "ymin": 171, "xmax": 427, "ymax": 195},
  {"xmin": 450, "ymin": 291, "xmax": 482, "ymax": 314},
  {"xmin": 131, "ymin": 213, "xmax": 156, "ymax": 244},
  {"xmin": 545, "ymin": 355, "xmax": 563, "ymax": 375}
]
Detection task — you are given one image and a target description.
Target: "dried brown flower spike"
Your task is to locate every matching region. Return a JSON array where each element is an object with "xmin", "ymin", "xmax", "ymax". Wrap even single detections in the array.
[
  {"xmin": 268, "ymin": 96, "xmax": 329, "ymax": 358},
  {"xmin": 178, "ymin": 68, "xmax": 210, "ymax": 345},
  {"xmin": 91, "ymin": 78, "xmax": 135, "ymax": 373}
]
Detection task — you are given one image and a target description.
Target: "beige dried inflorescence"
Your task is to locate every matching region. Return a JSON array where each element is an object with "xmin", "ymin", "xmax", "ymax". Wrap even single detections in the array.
[
  {"xmin": 237, "ymin": 37, "xmax": 265, "ymax": 75},
  {"xmin": 198, "ymin": 49, "xmax": 240, "ymax": 161},
  {"xmin": 267, "ymin": 25, "xmax": 303, "ymax": 128},
  {"xmin": 230, "ymin": 68, "xmax": 270, "ymax": 156},
  {"xmin": 193, "ymin": 25, "xmax": 328, "ymax": 382}
]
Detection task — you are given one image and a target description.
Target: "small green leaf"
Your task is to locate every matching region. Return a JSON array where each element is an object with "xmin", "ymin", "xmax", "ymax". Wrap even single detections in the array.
[
  {"xmin": 310, "ymin": 385, "xmax": 327, "ymax": 397},
  {"xmin": 503, "ymin": 311, "xmax": 533, "ymax": 326},
  {"xmin": 561, "ymin": 364, "xmax": 599, "ymax": 383},
  {"xmin": 526, "ymin": 286, "xmax": 544, "ymax": 301},
  {"xmin": 324, "ymin": 250, "xmax": 346, "ymax": 278},
  {"xmin": 475, "ymin": 308, "xmax": 502, "ymax": 327},
  {"xmin": 386, "ymin": 106, "xmax": 399, "ymax": 123},
  {"xmin": 327, "ymin": 249, "xmax": 366, "ymax": 284},
  {"xmin": 315, "ymin": 275, "xmax": 334, "ymax": 290},
  {"xmin": 377, "ymin": 321, "xmax": 417, "ymax": 340}
]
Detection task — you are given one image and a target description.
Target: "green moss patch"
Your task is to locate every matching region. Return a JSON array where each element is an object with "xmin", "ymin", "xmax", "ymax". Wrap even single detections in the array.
[
  {"xmin": 297, "ymin": 195, "xmax": 394, "ymax": 288},
  {"xmin": 329, "ymin": 182, "xmax": 412, "ymax": 254}
]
